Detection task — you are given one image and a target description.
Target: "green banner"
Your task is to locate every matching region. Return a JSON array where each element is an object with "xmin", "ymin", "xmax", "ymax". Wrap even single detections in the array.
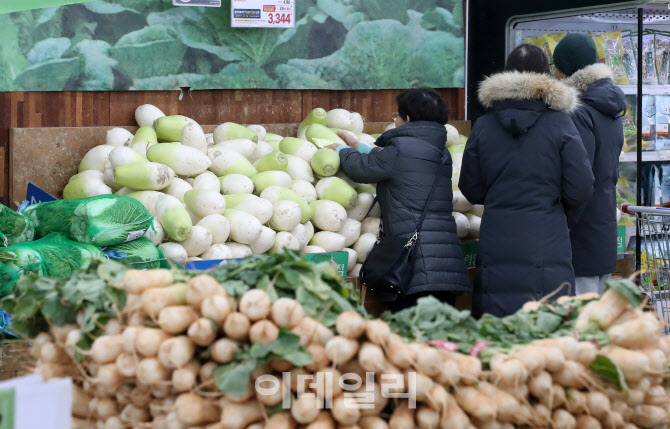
[
  {"xmin": 304, "ymin": 252, "xmax": 349, "ymax": 277},
  {"xmin": 0, "ymin": 0, "xmax": 93, "ymax": 14}
]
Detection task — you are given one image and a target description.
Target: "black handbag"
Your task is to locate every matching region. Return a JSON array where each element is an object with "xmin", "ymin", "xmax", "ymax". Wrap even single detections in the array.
[{"xmin": 359, "ymin": 160, "xmax": 444, "ymax": 303}]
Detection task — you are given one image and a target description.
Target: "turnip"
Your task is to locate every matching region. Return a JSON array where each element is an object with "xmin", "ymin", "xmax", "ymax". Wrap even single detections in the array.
[
  {"xmin": 211, "ymin": 338, "xmax": 238, "ymax": 364},
  {"xmin": 220, "ymin": 174, "xmax": 254, "ymax": 195},
  {"xmin": 512, "ymin": 346, "xmax": 546, "ymax": 375},
  {"xmin": 87, "ymin": 334, "xmax": 125, "ymax": 364},
  {"xmin": 213, "ymin": 138, "xmax": 257, "ymax": 159},
  {"xmin": 158, "ymin": 306, "xmax": 198, "ymax": 334},
  {"xmin": 575, "ymin": 341, "xmax": 597, "ymax": 366},
  {"xmin": 632, "ymin": 404, "xmax": 667, "ymax": 427},
  {"xmin": 120, "ymin": 404, "xmax": 150, "ymax": 424},
  {"xmin": 249, "ymin": 320, "xmax": 280, "ymax": 345},
  {"xmin": 602, "ymin": 346, "xmax": 650, "ymax": 382},
  {"xmin": 79, "ymin": 144, "xmax": 115, "ymax": 172},
  {"xmin": 223, "ymin": 312, "xmax": 251, "ymax": 340},
  {"xmin": 455, "ymin": 386, "xmax": 497, "ymax": 422},
  {"xmin": 608, "ymin": 311, "xmax": 661, "ymax": 348},
  {"xmin": 265, "ymin": 411, "xmax": 295, "ymax": 429},
  {"xmin": 280, "ymin": 137, "xmax": 318, "ymax": 163},
  {"xmin": 184, "ymin": 189, "xmax": 226, "ymax": 218},
  {"xmin": 179, "ymin": 225, "xmax": 213, "ymax": 257},
  {"xmin": 228, "ymin": 243, "xmax": 252, "ymax": 258},
  {"xmin": 358, "ymin": 342, "xmax": 387, "ymax": 372},
  {"xmin": 209, "ymin": 149, "xmax": 258, "ymax": 177},
  {"xmin": 159, "ymin": 242, "xmax": 188, "ymax": 266},
  {"xmin": 255, "ymin": 152, "xmax": 289, "ymax": 172},
  {"xmin": 187, "ymin": 274, "xmax": 225, "ymax": 308},
  {"xmin": 270, "ymin": 298, "xmax": 304, "ymax": 329},
  {"xmin": 175, "ymin": 393, "xmax": 221, "ymax": 426},
  {"xmin": 333, "ymin": 395, "xmax": 360, "ymax": 426},
  {"xmin": 135, "ymin": 357, "xmax": 170, "ymax": 386},
  {"xmin": 588, "ymin": 289, "xmax": 631, "ymax": 329},
  {"xmin": 219, "ymin": 399, "xmax": 264, "ymax": 429},
  {"xmin": 214, "ymin": 122, "xmax": 258, "ymax": 143},
  {"xmin": 291, "ymin": 395, "xmax": 321, "ymax": 424},
  {"xmin": 158, "ymin": 336, "xmax": 195, "ymax": 369},
  {"xmin": 197, "ymin": 214, "xmax": 230, "ymax": 244},
  {"xmin": 192, "ymin": 171, "xmax": 221, "ymax": 192},
  {"xmin": 39, "ymin": 342, "xmax": 68, "ymax": 364},
  {"xmin": 315, "ymin": 177, "xmax": 359, "ymax": 209},
  {"xmin": 135, "ymin": 104, "xmax": 165, "ymax": 127},
  {"xmin": 239, "ymin": 289, "xmax": 272, "ymax": 321},
  {"xmin": 364, "ymin": 320, "xmax": 391, "ymax": 346},
  {"xmin": 325, "ymin": 336, "xmax": 359, "ymax": 365},
  {"xmin": 360, "ymin": 416, "xmax": 390, "ymax": 429},
  {"xmin": 270, "ymin": 200, "xmax": 303, "ymax": 231},
  {"xmin": 140, "ymin": 282, "xmax": 187, "ymax": 317},
  {"xmin": 106, "ymin": 127, "xmax": 134, "ymax": 147},
  {"xmin": 291, "ymin": 222, "xmax": 315, "ymax": 249},
  {"xmin": 187, "ymin": 318, "xmax": 218, "ymax": 346},
  {"xmin": 155, "ymin": 194, "xmax": 193, "ymax": 241},
  {"xmin": 310, "ymin": 231, "xmax": 346, "ymax": 252},
  {"xmin": 109, "ymin": 146, "xmax": 148, "ymax": 169},
  {"xmin": 354, "ymin": 233, "xmax": 376, "ymax": 263},
  {"xmin": 95, "ymin": 397, "xmax": 120, "ymax": 420}
]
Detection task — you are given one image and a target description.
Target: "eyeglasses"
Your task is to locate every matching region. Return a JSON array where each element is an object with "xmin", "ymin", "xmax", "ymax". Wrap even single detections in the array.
[{"xmin": 392, "ymin": 112, "xmax": 400, "ymax": 121}]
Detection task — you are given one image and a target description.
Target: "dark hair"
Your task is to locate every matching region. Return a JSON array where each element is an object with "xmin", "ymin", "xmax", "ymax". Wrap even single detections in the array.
[
  {"xmin": 396, "ymin": 88, "xmax": 448, "ymax": 124},
  {"xmin": 505, "ymin": 44, "xmax": 550, "ymax": 74}
]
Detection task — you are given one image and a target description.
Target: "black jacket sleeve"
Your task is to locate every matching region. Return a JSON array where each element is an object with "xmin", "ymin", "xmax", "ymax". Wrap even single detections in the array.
[
  {"xmin": 338, "ymin": 144, "xmax": 399, "ymax": 184},
  {"xmin": 560, "ymin": 120, "xmax": 595, "ymax": 228},
  {"xmin": 458, "ymin": 128, "xmax": 486, "ymax": 205}
]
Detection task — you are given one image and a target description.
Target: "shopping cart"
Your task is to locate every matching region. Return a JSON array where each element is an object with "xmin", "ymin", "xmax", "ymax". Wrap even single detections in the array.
[{"xmin": 622, "ymin": 205, "xmax": 670, "ymax": 329}]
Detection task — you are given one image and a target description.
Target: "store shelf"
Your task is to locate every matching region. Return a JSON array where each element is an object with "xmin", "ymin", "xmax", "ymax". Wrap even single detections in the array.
[
  {"xmin": 620, "ymin": 85, "xmax": 670, "ymax": 96},
  {"xmin": 619, "ymin": 150, "xmax": 670, "ymax": 162}
]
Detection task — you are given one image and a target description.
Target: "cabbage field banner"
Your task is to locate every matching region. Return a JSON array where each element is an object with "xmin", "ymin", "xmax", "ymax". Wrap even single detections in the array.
[{"xmin": 0, "ymin": 0, "xmax": 464, "ymax": 91}]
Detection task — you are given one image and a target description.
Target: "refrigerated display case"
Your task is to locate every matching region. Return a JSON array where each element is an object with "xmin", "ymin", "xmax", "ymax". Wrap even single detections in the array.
[{"xmin": 506, "ymin": 2, "xmax": 670, "ymax": 269}]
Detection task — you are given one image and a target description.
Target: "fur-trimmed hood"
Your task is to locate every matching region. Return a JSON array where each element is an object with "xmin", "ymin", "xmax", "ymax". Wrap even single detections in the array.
[
  {"xmin": 478, "ymin": 71, "xmax": 579, "ymax": 113},
  {"xmin": 566, "ymin": 63, "xmax": 626, "ymax": 119},
  {"xmin": 565, "ymin": 63, "xmax": 614, "ymax": 92}
]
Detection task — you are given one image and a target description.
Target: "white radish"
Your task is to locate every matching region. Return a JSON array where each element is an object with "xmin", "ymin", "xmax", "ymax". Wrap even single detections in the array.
[
  {"xmin": 214, "ymin": 139, "xmax": 257, "ymax": 159},
  {"xmin": 354, "ymin": 233, "xmax": 376, "ymax": 263},
  {"xmin": 360, "ymin": 217, "xmax": 380, "ymax": 236},
  {"xmin": 291, "ymin": 222, "xmax": 315, "ymax": 249},
  {"xmin": 200, "ymin": 244, "xmax": 233, "ymax": 260},
  {"xmin": 227, "ymin": 243, "xmax": 253, "ymax": 258},
  {"xmin": 220, "ymin": 174, "xmax": 255, "ymax": 195},
  {"xmin": 197, "ymin": 214, "xmax": 231, "ymax": 244},
  {"xmin": 184, "ymin": 189, "xmax": 226, "ymax": 217},
  {"xmin": 106, "ymin": 128, "xmax": 134, "ymax": 147},
  {"xmin": 159, "ymin": 242, "xmax": 188, "ymax": 266},
  {"xmin": 224, "ymin": 209, "xmax": 263, "ymax": 244},
  {"xmin": 179, "ymin": 225, "xmax": 213, "ymax": 257},
  {"xmin": 249, "ymin": 227, "xmax": 277, "ymax": 254},
  {"xmin": 109, "ymin": 146, "xmax": 148, "ymax": 168},
  {"xmin": 310, "ymin": 231, "xmax": 346, "ymax": 252},
  {"xmin": 347, "ymin": 193, "xmax": 374, "ymax": 222},
  {"xmin": 135, "ymin": 104, "xmax": 165, "ymax": 127},
  {"xmin": 291, "ymin": 180, "xmax": 318, "ymax": 203},
  {"xmin": 181, "ymin": 121, "xmax": 208, "ymax": 153},
  {"xmin": 144, "ymin": 217, "xmax": 165, "ymax": 246},
  {"xmin": 192, "ymin": 171, "xmax": 221, "ymax": 192},
  {"xmin": 270, "ymin": 200, "xmax": 302, "ymax": 231},
  {"xmin": 338, "ymin": 218, "xmax": 362, "ymax": 246},
  {"xmin": 271, "ymin": 231, "xmax": 301, "ymax": 253}
]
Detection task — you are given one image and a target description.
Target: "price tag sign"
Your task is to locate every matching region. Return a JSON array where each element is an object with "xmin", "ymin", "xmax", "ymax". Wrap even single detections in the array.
[
  {"xmin": 231, "ymin": 0, "xmax": 295, "ymax": 28},
  {"xmin": 173, "ymin": 0, "xmax": 221, "ymax": 6}
]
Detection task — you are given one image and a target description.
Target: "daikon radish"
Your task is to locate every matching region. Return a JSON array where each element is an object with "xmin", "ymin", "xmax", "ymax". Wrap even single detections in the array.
[
  {"xmin": 214, "ymin": 122, "xmax": 259, "ymax": 143},
  {"xmin": 109, "ymin": 146, "xmax": 148, "ymax": 169},
  {"xmin": 249, "ymin": 140, "xmax": 274, "ymax": 163},
  {"xmin": 197, "ymin": 214, "xmax": 231, "ymax": 244},
  {"xmin": 192, "ymin": 171, "xmax": 221, "ymax": 192},
  {"xmin": 344, "ymin": 248, "xmax": 358, "ymax": 272},
  {"xmin": 250, "ymin": 226, "xmax": 277, "ymax": 254},
  {"xmin": 286, "ymin": 154, "xmax": 314, "ymax": 182},
  {"xmin": 310, "ymin": 200, "xmax": 347, "ymax": 232},
  {"xmin": 291, "ymin": 222, "xmax": 315, "ymax": 249},
  {"xmin": 224, "ymin": 194, "xmax": 274, "ymax": 224},
  {"xmin": 184, "ymin": 189, "xmax": 226, "ymax": 218},
  {"xmin": 280, "ymin": 137, "xmax": 318, "ymax": 163},
  {"xmin": 271, "ymin": 231, "xmax": 301, "ymax": 253},
  {"xmin": 350, "ymin": 263, "xmax": 362, "ymax": 277},
  {"xmin": 453, "ymin": 212, "xmax": 470, "ymax": 238},
  {"xmin": 209, "ymin": 149, "xmax": 258, "ymax": 177},
  {"xmin": 220, "ymin": 174, "xmax": 255, "ymax": 195},
  {"xmin": 106, "ymin": 127, "xmax": 134, "ymax": 147},
  {"xmin": 261, "ymin": 186, "xmax": 313, "ymax": 223},
  {"xmin": 147, "ymin": 143, "xmax": 211, "ymax": 176},
  {"xmin": 114, "ymin": 162, "xmax": 174, "ymax": 190},
  {"xmin": 223, "ymin": 209, "xmax": 263, "ymax": 244},
  {"xmin": 453, "ymin": 190, "xmax": 473, "ymax": 213},
  {"xmin": 465, "ymin": 213, "xmax": 481, "ymax": 238},
  {"xmin": 353, "ymin": 233, "xmax": 376, "ymax": 263},
  {"xmin": 135, "ymin": 104, "xmax": 165, "ymax": 127},
  {"xmin": 291, "ymin": 180, "xmax": 318, "ymax": 203},
  {"xmin": 64, "ymin": 174, "xmax": 112, "ymax": 198},
  {"xmin": 213, "ymin": 138, "xmax": 257, "ymax": 159},
  {"xmin": 159, "ymin": 242, "xmax": 188, "ymax": 266},
  {"xmin": 347, "ymin": 193, "xmax": 374, "ymax": 222},
  {"xmin": 299, "ymin": 108, "xmax": 328, "ymax": 135},
  {"xmin": 179, "ymin": 225, "xmax": 213, "ymax": 257},
  {"xmin": 200, "ymin": 244, "xmax": 233, "ymax": 260},
  {"xmin": 247, "ymin": 125, "xmax": 266, "ymax": 141},
  {"xmin": 304, "ymin": 245, "xmax": 326, "ymax": 254},
  {"xmin": 143, "ymin": 218, "xmax": 165, "ymax": 246},
  {"xmin": 155, "ymin": 194, "xmax": 192, "ymax": 241},
  {"xmin": 315, "ymin": 177, "xmax": 358, "ymax": 209},
  {"xmin": 310, "ymin": 231, "xmax": 346, "ymax": 252},
  {"xmin": 270, "ymin": 200, "xmax": 303, "ymax": 231},
  {"xmin": 255, "ymin": 152, "xmax": 289, "ymax": 172},
  {"xmin": 181, "ymin": 121, "xmax": 208, "ymax": 153},
  {"xmin": 360, "ymin": 217, "xmax": 380, "ymax": 236},
  {"xmin": 252, "ymin": 171, "xmax": 292, "ymax": 194},
  {"xmin": 226, "ymin": 243, "xmax": 252, "ymax": 258}
]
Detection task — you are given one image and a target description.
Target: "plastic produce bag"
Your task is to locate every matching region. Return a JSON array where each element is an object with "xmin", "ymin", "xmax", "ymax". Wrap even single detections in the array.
[
  {"xmin": 0, "ymin": 233, "xmax": 106, "ymax": 294},
  {"xmin": 104, "ymin": 237, "xmax": 170, "ymax": 269},
  {"xmin": 23, "ymin": 195, "xmax": 153, "ymax": 247},
  {"xmin": 0, "ymin": 204, "xmax": 34, "ymax": 246}
]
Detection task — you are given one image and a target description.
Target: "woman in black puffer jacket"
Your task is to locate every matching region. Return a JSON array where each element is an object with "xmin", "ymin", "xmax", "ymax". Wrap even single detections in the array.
[{"xmin": 327, "ymin": 89, "xmax": 470, "ymax": 312}]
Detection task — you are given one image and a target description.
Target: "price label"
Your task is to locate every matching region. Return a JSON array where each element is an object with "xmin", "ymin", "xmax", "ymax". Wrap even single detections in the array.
[{"xmin": 231, "ymin": 0, "xmax": 295, "ymax": 28}]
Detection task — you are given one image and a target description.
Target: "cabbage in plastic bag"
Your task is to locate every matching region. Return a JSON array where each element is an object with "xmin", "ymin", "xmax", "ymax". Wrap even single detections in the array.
[
  {"xmin": 104, "ymin": 237, "xmax": 170, "ymax": 269},
  {"xmin": 0, "ymin": 233, "xmax": 105, "ymax": 280},
  {"xmin": 0, "ymin": 204, "xmax": 34, "ymax": 246},
  {"xmin": 23, "ymin": 195, "xmax": 153, "ymax": 247}
]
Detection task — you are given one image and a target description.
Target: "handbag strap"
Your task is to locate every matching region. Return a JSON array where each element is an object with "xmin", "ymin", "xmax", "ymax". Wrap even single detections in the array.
[{"xmin": 405, "ymin": 157, "xmax": 445, "ymax": 246}]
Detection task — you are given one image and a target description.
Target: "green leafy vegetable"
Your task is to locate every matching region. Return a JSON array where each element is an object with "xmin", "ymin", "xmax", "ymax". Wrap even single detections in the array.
[
  {"xmin": 590, "ymin": 355, "xmax": 629, "ymax": 393},
  {"xmin": 605, "ymin": 278, "xmax": 643, "ymax": 308}
]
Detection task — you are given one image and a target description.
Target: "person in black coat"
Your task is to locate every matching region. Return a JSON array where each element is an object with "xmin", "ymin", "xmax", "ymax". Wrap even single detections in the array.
[
  {"xmin": 326, "ymin": 89, "xmax": 470, "ymax": 312},
  {"xmin": 459, "ymin": 45, "xmax": 595, "ymax": 317},
  {"xmin": 553, "ymin": 34, "xmax": 626, "ymax": 295}
]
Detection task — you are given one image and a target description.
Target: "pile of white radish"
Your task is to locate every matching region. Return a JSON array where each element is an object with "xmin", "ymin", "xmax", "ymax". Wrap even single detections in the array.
[
  {"xmin": 32, "ymin": 268, "xmax": 670, "ymax": 429},
  {"xmin": 66, "ymin": 105, "xmax": 479, "ymax": 274}
]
